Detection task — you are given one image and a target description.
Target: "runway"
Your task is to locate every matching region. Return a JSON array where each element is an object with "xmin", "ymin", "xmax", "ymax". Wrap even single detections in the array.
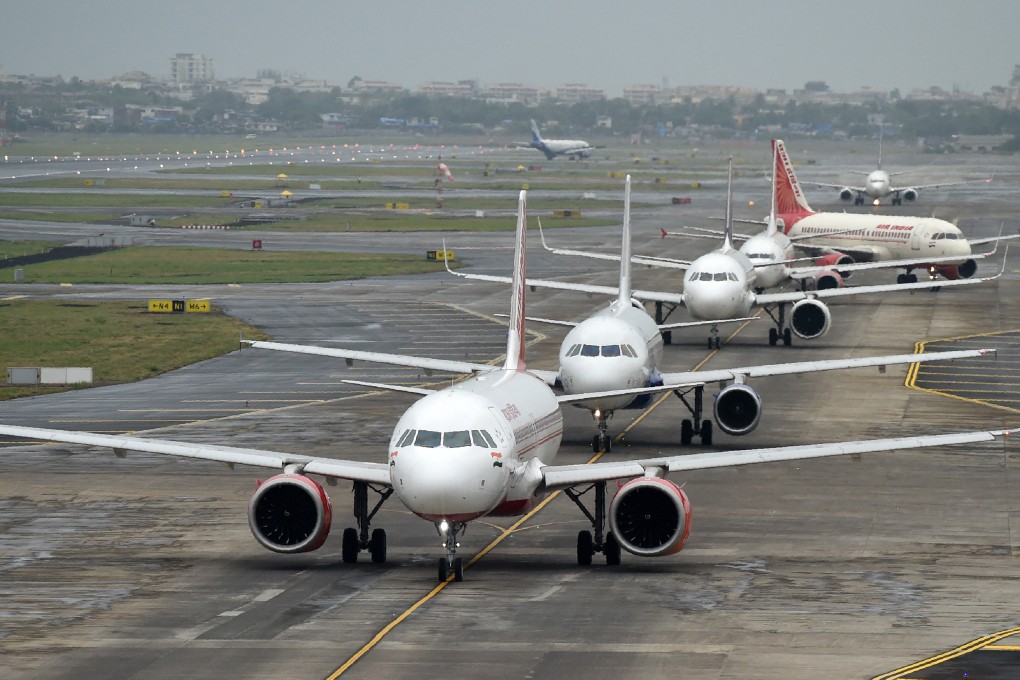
[{"xmin": 0, "ymin": 145, "xmax": 1018, "ymax": 679}]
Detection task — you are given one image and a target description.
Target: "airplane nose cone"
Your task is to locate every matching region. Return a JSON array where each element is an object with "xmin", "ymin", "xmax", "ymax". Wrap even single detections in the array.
[
  {"xmin": 686, "ymin": 280, "xmax": 747, "ymax": 321},
  {"xmin": 392, "ymin": 448, "xmax": 508, "ymax": 522}
]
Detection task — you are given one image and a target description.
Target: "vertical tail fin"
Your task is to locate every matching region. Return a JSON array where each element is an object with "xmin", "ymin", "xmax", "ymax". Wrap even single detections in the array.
[
  {"xmin": 530, "ymin": 119, "xmax": 542, "ymax": 143},
  {"xmin": 771, "ymin": 139, "xmax": 814, "ymax": 218},
  {"xmin": 877, "ymin": 122, "xmax": 884, "ymax": 170},
  {"xmin": 503, "ymin": 190, "xmax": 528, "ymax": 372},
  {"xmin": 722, "ymin": 157, "xmax": 734, "ymax": 253},
  {"xmin": 618, "ymin": 175, "xmax": 632, "ymax": 303},
  {"xmin": 766, "ymin": 143, "xmax": 779, "ymax": 236}
]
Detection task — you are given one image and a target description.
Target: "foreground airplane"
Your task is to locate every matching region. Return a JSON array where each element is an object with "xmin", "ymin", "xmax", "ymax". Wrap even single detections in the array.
[
  {"xmin": 0, "ymin": 192, "xmax": 1012, "ymax": 584},
  {"xmin": 444, "ymin": 176, "xmax": 997, "ymax": 450},
  {"xmin": 771, "ymin": 138, "xmax": 1011, "ymax": 284},
  {"xmin": 517, "ymin": 119, "xmax": 597, "ymax": 160},
  {"xmin": 505, "ymin": 159, "xmax": 1005, "ymax": 348},
  {"xmin": 806, "ymin": 128, "xmax": 991, "ymax": 206}
]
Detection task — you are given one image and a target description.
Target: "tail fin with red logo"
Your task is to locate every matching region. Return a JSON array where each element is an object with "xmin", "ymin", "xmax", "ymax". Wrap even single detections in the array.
[
  {"xmin": 503, "ymin": 190, "xmax": 528, "ymax": 372},
  {"xmin": 772, "ymin": 139, "xmax": 815, "ymax": 218}
]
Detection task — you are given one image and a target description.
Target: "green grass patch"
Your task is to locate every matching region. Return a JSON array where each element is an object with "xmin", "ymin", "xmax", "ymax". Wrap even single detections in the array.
[
  {"xmin": 0, "ymin": 246, "xmax": 450, "ymax": 284},
  {"xmin": 0, "ymin": 299, "xmax": 270, "ymax": 400},
  {"xmin": 0, "ymin": 239, "xmax": 65, "ymax": 259},
  {"xmin": 0, "ymin": 191, "xmax": 237, "ymax": 209}
]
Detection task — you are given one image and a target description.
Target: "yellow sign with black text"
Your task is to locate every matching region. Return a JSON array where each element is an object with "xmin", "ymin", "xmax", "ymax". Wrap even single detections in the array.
[{"xmin": 187, "ymin": 300, "xmax": 210, "ymax": 313}]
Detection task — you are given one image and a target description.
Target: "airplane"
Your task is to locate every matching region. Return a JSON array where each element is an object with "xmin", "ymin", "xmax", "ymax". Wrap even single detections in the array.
[
  {"xmin": 0, "ymin": 190, "xmax": 1013, "ymax": 584},
  {"xmin": 487, "ymin": 158, "xmax": 1006, "ymax": 349},
  {"xmin": 804, "ymin": 127, "xmax": 991, "ymax": 206},
  {"xmin": 771, "ymin": 138, "xmax": 1013, "ymax": 284},
  {"xmin": 444, "ymin": 176, "xmax": 998, "ymax": 450},
  {"xmin": 517, "ymin": 119, "xmax": 597, "ymax": 160}
]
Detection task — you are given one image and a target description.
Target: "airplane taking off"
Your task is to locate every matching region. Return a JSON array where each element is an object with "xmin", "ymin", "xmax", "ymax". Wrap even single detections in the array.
[
  {"xmin": 805, "ymin": 128, "xmax": 991, "ymax": 206},
  {"xmin": 518, "ymin": 119, "xmax": 597, "ymax": 160},
  {"xmin": 508, "ymin": 160, "xmax": 1005, "ymax": 348},
  {"xmin": 445, "ymin": 176, "xmax": 996, "ymax": 450},
  {"xmin": 0, "ymin": 190, "xmax": 1012, "ymax": 583},
  {"xmin": 772, "ymin": 138, "xmax": 1012, "ymax": 284}
]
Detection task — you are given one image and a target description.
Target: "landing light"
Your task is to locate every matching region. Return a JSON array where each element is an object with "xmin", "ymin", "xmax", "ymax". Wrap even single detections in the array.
[{"xmin": 440, "ymin": 520, "xmax": 449, "ymax": 534}]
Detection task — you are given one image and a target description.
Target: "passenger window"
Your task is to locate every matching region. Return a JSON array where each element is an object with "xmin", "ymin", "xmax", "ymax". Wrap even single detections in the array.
[
  {"xmin": 601, "ymin": 345, "xmax": 621, "ymax": 357},
  {"xmin": 414, "ymin": 430, "xmax": 442, "ymax": 448},
  {"xmin": 581, "ymin": 345, "xmax": 600, "ymax": 357},
  {"xmin": 444, "ymin": 430, "xmax": 471, "ymax": 448},
  {"xmin": 396, "ymin": 429, "xmax": 415, "ymax": 447}
]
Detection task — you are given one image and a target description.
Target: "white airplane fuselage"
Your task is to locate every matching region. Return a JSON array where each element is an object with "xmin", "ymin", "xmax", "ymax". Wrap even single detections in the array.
[
  {"xmin": 740, "ymin": 232, "xmax": 795, "ymax": 290},
  {"xmin": 782, "ymin": 213, "xmax": 971, "ymax": 263},
  {"xmin": 558, "ymin": 300, "xmax": 664, "ymax": 413},
  {"xmin": 683, "ymin": 249, "xmax": 757, "ymax": 322},
  {"xmin": 865, "ymin": 169, "xmax": 892, "ymax": 201},
  {"xmin": 388, "ymin": 369, "xmax": 562, "ymax": 523}
]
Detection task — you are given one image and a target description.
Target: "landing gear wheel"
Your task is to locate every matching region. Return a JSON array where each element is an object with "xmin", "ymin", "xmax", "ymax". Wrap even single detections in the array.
[
  {"xmin": 437, "ymin": 557, "xmax": 448, "ymax": 582},
  {"xmin": 369, "ymin": 528, "xmax": 387, "ymax": 564},
  {"xmin": 453, "ymin": 558, "xmax": 464, "ymax": 582},
  {"xmin": 591, "ymin": 435, "xmax": 600, "ymax": 452},
  {"xmin": 782, "ymin": 328, "xmax": 792, "ymax": 346},
  {"xmin": 707, "ymin": 337, "xmax": 713, "ymax": 350},
  {"xmin": 662, "ymin": 330, "xmax": 672, "ymax": 345},
  {"xmin": 897, "ymin": 273, "xmax": 907, "ymax": 284},
  {"xmin": 341, "ymin": 527, "xmax": 359, "ymax": 563},
  {"xmin": 680, "ymin": 419, "xmax": 693, "ymax": 446},
  {"xmin": 714, "ymin": 336, "xmax": 722, "ymax": 349},
  {"xmin": 700, "ymin": 419, "xmax": 713, "ymax": 446},
  {"xmin": 603, "ymin": 435, "xmax": 611, "ymax": 453},
  {"xmin": 768, "ymin": 327, "xmax": 778, "ymax": 346},
  {"xmin": 605, "ymin": 532, "xmax": 622, "ymax": 566},
  {"xmin": 577, "ymin": 530, "xmax": 594, "ymax": 565}
]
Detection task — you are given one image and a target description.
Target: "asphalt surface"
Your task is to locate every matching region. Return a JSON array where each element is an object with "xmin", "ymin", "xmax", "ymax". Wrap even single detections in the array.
[{"xmin": 0, "ymin": 140, "xmax": 1018, "ymax": 680}]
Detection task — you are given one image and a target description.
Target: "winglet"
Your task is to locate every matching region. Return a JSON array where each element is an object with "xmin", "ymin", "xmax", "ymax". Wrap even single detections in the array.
[
  {"xmin": 504, "ymin": 191, "xmax": 528, "ymax": 372},
  {"xmin": 661, "ymin": 227, "xmax": 668, "ymax": 239}
]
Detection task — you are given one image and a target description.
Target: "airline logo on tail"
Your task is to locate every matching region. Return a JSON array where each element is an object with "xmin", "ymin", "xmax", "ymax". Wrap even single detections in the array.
[{"xmin": 772, "ymin": 139, "xmax": 814, "ymax": 223}]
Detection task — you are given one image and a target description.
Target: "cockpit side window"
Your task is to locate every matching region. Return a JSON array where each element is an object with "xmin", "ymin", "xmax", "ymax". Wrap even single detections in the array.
[
  {"xmin": 728, "ymin": 273, "xmax": 738, "ymax": 282},
  {"xmin": 443, "ymin": 430, "xmax": 471, "ymax": 448},
  {"xmin": 396, "ymin": 429, "xmax": 416, "ymax": 447},
  {"xmin": 471, "ymin": 429, "xmax": 497, "ymax": 448},
  {"xmin": 622, "ymin": 344, "xmax": 637, "ymax": 357},
  {"xmin": 414, "ymin": 430, "xmax": 442, "ymax": 448},
  {"xmin": 567, "ymin": 344, "xmax": 582, "ymax": 357}
]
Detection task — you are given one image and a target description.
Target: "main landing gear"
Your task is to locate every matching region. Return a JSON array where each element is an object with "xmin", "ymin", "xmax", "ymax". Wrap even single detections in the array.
[
  {"xmin": 674, "ymin": 384, "xmax": 713, "ymax": 446},
  {"xmin": 896, "ymin": 272, "xmax": 919, "ymax": 284},
  {"xmin": 763, "ymin": 303, "xmax": 793, "ymax": 347},
  {"xmin": 342, "ymin": 481, "xmax": 393, "ymax": 565},
  {"xmin": 564, "ymin": 481, "xmax": 621, "ymax": 567},
  {"xmin": 592, "ymin": 409, "xmax": 612, "ymax": 453},
  {"xmin": 436, "ymin": 520, "xmax": 466, "ymax": 582},
  {"xmin": 654, "ymin": 301, "xmax": 678, "ymax": 345}
]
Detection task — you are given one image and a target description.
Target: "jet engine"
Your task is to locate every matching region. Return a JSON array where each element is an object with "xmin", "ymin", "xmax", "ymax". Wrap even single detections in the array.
[
  {"xmin": 933, "ymin": 259, "xmax": 978, "ymax": 280},
  {"xmin": 713, "ymin": 383, "xmax": 762, "ymax": 436},
  {"xmin": 790, "ymin": 298, "xmax": 832, "ymax": 339},
  {"xmin": 815, "ymin": 252, "xmax": 854, "ymax": 271},
  {"xmin": 811, "ymin": 268, "xmax": 845, "ymax": 290},
  {"xmin": 248, "ymin": 474, "xmax": 332, "ymax": 553},
  {"xmin": 838, "ymin": 187, "xmax": 855, "ymax": 201},
  {"xmin": 609, "ymin": 477, "xmax": 692, "ymax": 557},
  {"xmin": 902, "ymin": 188, "xmax": 918, "ymax": 202}
]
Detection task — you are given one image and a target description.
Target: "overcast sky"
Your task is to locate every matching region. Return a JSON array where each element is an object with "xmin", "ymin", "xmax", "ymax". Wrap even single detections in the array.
[{"xmin": 3, "ymin": 1, "xmax": 1018, "ymax": 96}]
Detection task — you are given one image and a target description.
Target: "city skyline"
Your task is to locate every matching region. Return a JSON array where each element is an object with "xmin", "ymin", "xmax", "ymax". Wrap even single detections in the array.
[{"xmin": 3, "ymin": 0, "xmax": 1019, "ymax": 97}]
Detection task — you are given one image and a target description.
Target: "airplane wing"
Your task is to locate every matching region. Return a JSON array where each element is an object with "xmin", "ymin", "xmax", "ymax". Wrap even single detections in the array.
[
  {"xmin": 540, "ymin": 428, "xmax": 1013, "ymax": 490},
  {"xmin": 246, "ymin": 340, "xmax": 497, "ymax": 375},
  {"xmin": 0, "ymin": 425, "xmax": 392, "ymax": 485},
  {"xmin": 658, "ymin": 348, "xmax": 994, "ymax": 387},
  {"xmin": 661, "ymin": 226, "xmax": 754, "ymax": 242},
  {"xmin": 788, "ymin": 243, "xmax": 1002, "ymax": 278},
  {"xmin": 891, "ymin": 177, "xmax": 993, "ymax": 193},
  {"xmin": 791, "ymin": 241, "xmax": 892, "ymax": 262},
  {"xmin": 557, "ymin": 381, "xmax": 703, "ymax": 406},
  {"xmin": 538, "ymin": 219, "xmax": 691, "ymax": 269}
]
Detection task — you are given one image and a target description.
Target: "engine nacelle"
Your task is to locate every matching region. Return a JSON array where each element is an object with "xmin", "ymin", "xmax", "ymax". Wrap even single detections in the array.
[
  {"xmin": 838, "ymin": 187, "xmax": 854, "ymax": 201},
  {"xmin": 713, "ymin": 382, "xmax": 762, "ymax": 436},
  {"xmin": 609, "ymin": 477, "xmax": 692, "ymax": 557},
  {"xmin": 933, "ymin": 259, "xmax": 977, "ymax": 280},
  {"xmin": 811, "ymin": 268, "xmax": 845, "ymax": 290},
  {"xmin": 790, "ymin": 298, "xmax": 831, "ymax": 339},
  {"xmin": 814, "ymin": 252, "xmax": 855, "ymax": 270},
  {"xmin": 902, "ymin": 188, "xmax": 918, "ymax": 202},
  {"xmin": 248, "ymin": 474, "xmax": 332, "ymax": 554}
]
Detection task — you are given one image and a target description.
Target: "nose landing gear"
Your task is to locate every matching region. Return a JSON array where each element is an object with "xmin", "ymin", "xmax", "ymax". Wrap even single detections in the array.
[
  {"xmin": 592, "ymin": 409, "xmax": 613, "ymax": 452},
  {"xmin": 436, "ymin": 520, "xmax": 466, "ymax": 582}
]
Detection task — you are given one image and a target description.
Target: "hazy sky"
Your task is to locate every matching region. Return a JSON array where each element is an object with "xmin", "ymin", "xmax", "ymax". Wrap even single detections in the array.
[{"xmin": 3, "ymin": 1, "xmax": 1018, "ymax": 96}]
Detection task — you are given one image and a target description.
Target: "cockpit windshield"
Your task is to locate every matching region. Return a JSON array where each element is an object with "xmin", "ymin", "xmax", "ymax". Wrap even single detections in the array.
[
  {"xmin": 395, "ymin": 428, "xmax": 498, "ymax": 449},
  {"xmin": 689, "ymin": 271, "xmax": 739, "ymax": 282},
  {"xmin": 932, "ymin": 232, "xmax": 959, "ymax": 240},
  {"xmin": 565, "ymin": 343, "xmax": 638, "ymax": 358}
]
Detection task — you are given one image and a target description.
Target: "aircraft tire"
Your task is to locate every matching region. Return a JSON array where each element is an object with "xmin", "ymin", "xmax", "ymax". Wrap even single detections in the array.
[
  {"xmin": 680, "ymin": 419, "xmax": 693, "ymax": 446},
  {"xmin": 438, "ymin": 558, "xmax": 449, "ymax": 582},
  {"xmin": 369, "ymin": 528, "xmax": 387, "ymax": 564},
  {"xmin": 577, "ymin": 530, "xmax": 594, "ymax": 565},
  {"xmin": 701, "ymin": 420, "xmax": 714, "ymax": 446},
  {"xmin": 605, "ymin": 533, "xmax": 622, "ymax": 566},
  {"xmin": 453, "ymin": 558, "xmax": 464, "ymax": 582},
  {"xmin": 341, "ymin": 527, "xmax": 359, "ymax": 563}
]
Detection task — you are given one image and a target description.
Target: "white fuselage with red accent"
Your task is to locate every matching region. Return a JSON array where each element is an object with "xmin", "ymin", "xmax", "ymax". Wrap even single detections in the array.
[
  {"xmin": 387, "ymin": 369, "xmax": 562, "ymax": 523},
  {"xmin": 781, "ymin": 212, "xmax": 971, "ymax": 264}
]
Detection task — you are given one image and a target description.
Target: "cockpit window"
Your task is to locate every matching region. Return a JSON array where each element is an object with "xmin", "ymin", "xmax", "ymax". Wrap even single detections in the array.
[
  {"xmin": 414, "ymin": 430, "xmax": 442, "ymax": 448},
  {"xmin": 581, "ymin": 344, "xmax": 600, "ymax": 357},
  {"xmin": 444, "ymin": 430, "xmax": 471, "ymax": 448},
  {"xmin": 601, "ymin": 345, "xmax": 621, "ymax": 357},
  {"xmin": 713, "ymin": 272, "xmax": 727, "ymax": 281},
  {"xmin": 396, "ymin": 429, "xmax": 415, "ymax": 447},
  {"xmin": 698, "ymin": 272, "xmax": 713, "ymax": 281},
  {"xmin": 728, "ymin": 272, "xmax": 738, "ymax": 281},
  {"xmin": 471, "ymin": 429, "xmax": 496, "ymax": 447},
  {"xmin": 622, "ymin": 344, "xmax": 637, "ymax": 357},
  {"xmin": 567, "ymin": 344, "xmax": 582, "ymax": 357}
]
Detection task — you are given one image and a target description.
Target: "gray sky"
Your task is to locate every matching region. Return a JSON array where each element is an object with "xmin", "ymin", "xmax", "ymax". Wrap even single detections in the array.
[{"xmin": 3, "ymin": 0, "xmax": 1018, "ymax": 96}]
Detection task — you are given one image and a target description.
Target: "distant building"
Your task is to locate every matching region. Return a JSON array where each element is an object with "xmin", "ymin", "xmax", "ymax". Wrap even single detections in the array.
[
  {"xmin": 482, "ymin": 83, "xmax": 540, "ymax": 106},
  {"xmin": 170, "ymin": 53, "xmax": 214, "ymax": 86},
  {"xmin": 554, "ymin": 83, "xmax": 606, "ymax": 103}
]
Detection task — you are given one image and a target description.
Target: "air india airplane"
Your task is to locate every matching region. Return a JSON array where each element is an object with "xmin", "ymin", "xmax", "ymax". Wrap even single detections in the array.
[{"xmin": 0, "ymin": 192, "xmax": 1011, "ymax": 584}]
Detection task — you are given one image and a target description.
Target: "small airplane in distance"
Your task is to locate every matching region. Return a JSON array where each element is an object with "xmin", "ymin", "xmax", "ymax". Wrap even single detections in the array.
[
  {"xmin": 446, "ymin": 176, "xmax": 998, "ymax": 449},
  {"xmin": 518, "ymin": 119, "xmax": 598, "ymax": 160},
  {"xmin": 805, "ymin": 127, "xmax": 991, "ymax": 206},
  {"xmin": 517, "ymin": 159, "xmax": 1006, "ymax": 348},
  {"xmin": 771, "ymin": 138, "xmax": 1013, "ymax": 284},
  {"xmin": 0, "ymin": 190, "xmax": 1013, "ymax": 584}
]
